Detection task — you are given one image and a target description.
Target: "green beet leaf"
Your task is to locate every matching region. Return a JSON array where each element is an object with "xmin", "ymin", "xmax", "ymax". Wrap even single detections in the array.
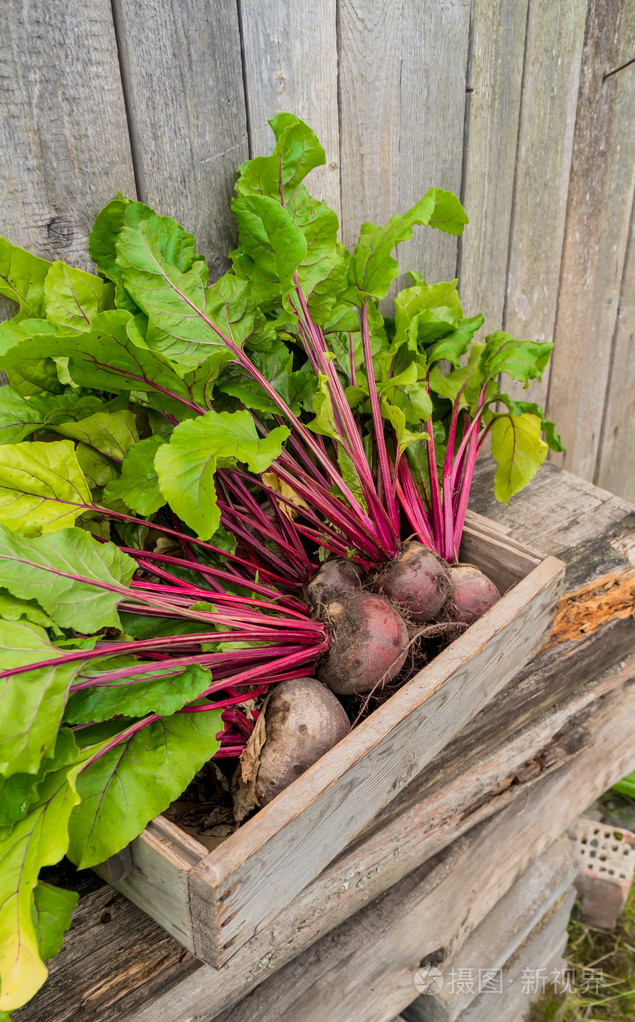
[
  {"xmin": 233, "ymin": 116, "xmax": 345, "ymax": 318},
  {"xmin": 0, "ymin": 773, "xmax": 40, "ymax": 838},
  {"xmin": 0, "ymin": 734, "xmax": 81, "ymax": 1011},
  {"xmin": 348, "ymin": 189, "xmax": 468, "ymax": 303},
  {"xmin": 155, "ymin": 410, "xmax": 289, "ymax": 539},
  {"xmin": 0, "ymin": 310, "xmax": 218, "ymax": 418},
  {"xmin": 75, "ymin": 444, "xmax": 120, "ymax": 491},
  {"xmin": 0, "ymin": 318, "xmax": 64, "ymax": 396},
  {"xmin": 217, "ymin": 337, "xmax": 314, "ymax": 415},
  {"xmin": 44, "ymin": 261, "xmax": 114, "ymax": 331},
  {"xmin": 235, "ymin": 113, "xmax": 325, "ymax": 205},
  {"xmin": 480, "ymin": 330, "xmax": 553, "ymax": 386},
  {"xmin": 0, "ymin": 621, "xmax": 82, "ymax": 777},
  {"xmin": 284, "ymin": 190, "xmax": 347, "ymax": 322},
  {"xmin": 490, "ymin": 413, "xmax": 549, "ymax": 503},
  {"xmin": 115, "ymin": 216, "xmax": 240, "ymax": 370},
  {"xmin": 427, "ymin": 315, "xmax": 485, "ymax": 366},
  {"xmin": 88, "ymin": 195, "xmax": 157, "ymax": 284},
  {"xmin": 0, "ymin": 590, "xmax": 59, "ymax": 632},
  {"xmin": 496, "ymin": 396, "xmax": 564, "ymax": 453},
  {"xmin": 232, "ymin": 193, "xmax": 307, "ymax": 301},
  {"xmin": 54, "ymin": 409, "xmax": 139, "ymax": 461},
  {"xmin": 0, "ymin": 387, "xmax": 48, "ymax": 444},
  {"xmin": 393, "ymin": 279, "xmax": 463, "ymax": 348},
  {"xmin": 0, "ymin": 440, "xmax": 91, "ymax": 534},
  {"xmin": 67, "ymin": 708, "xmax": 223, "ymax": 868},
  {"xmin": 64, "ymin": 660, "xmax": 212, "ymax": 724},
  {"xmin": 0, "ymin": 238, "xmax": 51, "ymax": 322},
  {"xmin": 0, "ymin": 525, "xmax": 136, "ymax": 631},
  {"xmin": 102, "ymin": 435, "xmax": 166, "ymax": 514},
  {"xmin": 307, "ymin": 374, "xmax": 340, "ymax": 441},
  {"xmin": 31, "ymin": 882, "xmax": 78, "ymax": 962}
]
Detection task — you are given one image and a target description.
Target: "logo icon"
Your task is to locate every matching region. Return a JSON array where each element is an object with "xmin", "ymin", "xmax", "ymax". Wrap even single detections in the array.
[{"xmin": 414, "ymin": 965, "xmax": 444, "ymax": 995}]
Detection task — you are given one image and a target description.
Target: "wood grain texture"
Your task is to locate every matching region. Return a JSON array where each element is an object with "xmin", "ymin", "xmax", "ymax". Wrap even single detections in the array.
[
  {"xmin": 447, "ymin": 895, "xmax": 573, "ymax": 1022},
  {"xmin": 468, "ymin": 457, "xmax": 633, "ymax": 559},
  {"xmin": 503, "ymin": 0, "xmax": 587, "ymax": 409},
  {"xmin": 93, "ymin": 817, "xmax": 206, "ymax": 953},
  {"xmin": 457, "ymin": 0, "xmax": 528, "ymax": 328},
  {"xmin": 402, "ymin": 839, "xmax": 577, "ymax": 1021},
  {"xmin": 13, "ymin": 871, "xmax": 198, "ymax": 1022},
  {"xmin": 546, "ymin": 0, "xmax": 635, "ymax": 479},
  {"xmin": 238, "ymin": 0, "xmax": 341, "ymax": 218},
  {"xmin": 395, "ymin": 0, "xmax": 471, "ymax": 287},
  {"xmin": 595, "ymin": 205, "xmax": 634, "ymax": 500},
  {"xmin": 337, "ymin": 0, "xmax": 404, "ymax": 252},
  {"xmin": 206, "ymin": 678, "xmax": 635, "ymax": 1022},
  {"xmin": 188, "ymin": 551, "xmax": 563, "ymax": 966},
  {"xmin": 111, "ymin": 0, "xmax": 248, "ymax": 279},
  {"xmin": 0, "ymin": 0, "xmax": 135, "ymax": 289}
]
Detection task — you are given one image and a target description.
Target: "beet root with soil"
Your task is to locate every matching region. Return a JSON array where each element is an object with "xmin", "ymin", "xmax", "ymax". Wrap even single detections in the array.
[{"xmin": 316, "ymin": 591, "xmax": 410, "ymax": 696}]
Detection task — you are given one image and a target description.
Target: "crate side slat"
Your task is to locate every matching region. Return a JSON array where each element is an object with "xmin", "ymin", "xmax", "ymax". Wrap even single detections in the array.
[
  {"xmin": 188, "ymin": 554, "xmax": 564, "ymax": 965},
  {"xmin": 459, "ymin": 525, "xmax": 542, "ymax": 593},
  {"xmin": 94, "ymin": 817, "xmax": 207, "ymax": 953}
]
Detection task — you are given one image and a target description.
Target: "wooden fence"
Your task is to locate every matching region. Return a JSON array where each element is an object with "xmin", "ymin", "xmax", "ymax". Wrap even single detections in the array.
[{"xmin": 1, "ymin": 0, "xmax": 633, "ymax": 499}]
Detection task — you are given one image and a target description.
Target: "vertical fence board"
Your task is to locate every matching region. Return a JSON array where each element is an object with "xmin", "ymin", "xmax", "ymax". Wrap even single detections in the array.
[
  {"xmin": 546, "ymin": 0, "xmax": 635, "ymax": 480},
  {"xmin": 238, "ymin": 0, "xmax": 340, "ymax": 219},
  {"xmin": 338, "ymin": 0, "xmax": 404, "ymax": 252},
  {"xmin": 112, "ymin": 0, "xmax": 248, "ymax": 279},
  {"xmin": 503, "ymin": 0, "xmax": 587, "ymax": 408},
  {"xmin": 338, "ymin": 0, "xmax": 470, "ymax": 291},
  {"xmin": 595, "ymin": 206, "xmax": 634, "ymax": 501},
  {"xmin": 396, "ymin": 0, "xmax": 471, "ymax": 287},
  {"xmin": 0, "ymin": 0, "xmax": 134, "ymax": 291},
  {"xmin": 458, "ymin": 0, "xmax": 529, "ymax": 328}
]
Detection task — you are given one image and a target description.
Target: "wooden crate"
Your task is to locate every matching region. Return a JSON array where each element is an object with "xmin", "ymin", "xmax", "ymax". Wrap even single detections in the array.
[{"xmin": 94, "ymin": 513, "xmax": 564, "ymax": 968}]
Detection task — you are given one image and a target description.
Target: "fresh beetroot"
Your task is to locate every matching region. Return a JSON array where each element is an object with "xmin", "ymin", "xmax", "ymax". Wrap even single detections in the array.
[
  {"xmin": 446, "ymin": 563, "xmax": 501, "ymax": 624},
  {"xmin": 372, "ymin": 541, "xmax": 452, "ymax": 622},
  {"xmin": 256, "ymin": 677, "xmax": 350, "ymax": 806},
  {"xmin": 304, "ymin": 557, "xmax": 365, "ymax": 611},
  {"xmin": 316, "ymin": 591, "xmax": 409, "ymax": 695}
]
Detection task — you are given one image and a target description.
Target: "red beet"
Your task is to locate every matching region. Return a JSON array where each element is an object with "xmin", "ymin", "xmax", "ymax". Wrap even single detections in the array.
[
  {"xmin": 256, "ymin": 677, "xmax": 350, "ymax": 806},
  {"xmin": 304, "ymin": 557, "xmax": 365, "ymax": 612},
  {"xmin": 372, "ymin": 541, "xmax": 452, "ymax": 622},
  {"xmin": 447, "ymin": 563, "xmax": 501, "ymax": 624},
  {"xmin": 316, "ymin": 591, "xmax": 409, "ymax": 695}
]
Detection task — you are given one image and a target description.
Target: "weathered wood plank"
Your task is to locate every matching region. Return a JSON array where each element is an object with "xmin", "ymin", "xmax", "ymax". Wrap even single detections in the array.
[
  {"xmin": 93, "ymin": 817, "xmax": 205, "ymax": 953},
  {"xmin": 13, "ymin": 869, "xmax": 198, "ymax": 1022},
  {"xmin": 595, "ymin": 206, "xmax": 634, "ymax": 501},
  {"xmin": 188, "ymin": 553, "xmax": 563, "ymax": 966},
  {"xmin": 457, "ymin": 0, "xmax": 529, "ymax": 327},
  {"xmin": 468, "ymin": 458, "xmax": 633, "ymax": 559},
  {"xmin": 337, "ymin": 0, "xmax": 404, "ymax": 252},
  {"xmin": 402, "ymin": 839, "xmax": 577, "ymax": 1021},
  {"xmin": 503, "ymin": 0, "xmax": 587, "ymax": 408},
  {"xmin": 111, "ymin": 0, "xmax": 248, "ymax": 279},
  {"xmin": 205, "ymin": 678, "xmax": 635, "ymax": 1022},
  {"xmin": 451, "ymin": 896, "xmax": 573, "ymax": 1022},
  {"xmin": 395, "ymin": 0, "xmax": 471, "ymax": 287},
  {"xmin": 0, "ymin": 0, "xmax": 135, "ymax": 290},
  {"xmin": 546, "ymin": 0, "xmax": 635, "ymax": 481},
  {"xmin": 237, "ymin": 0, "xmax": 340, "ymax": 218},
  {"xmin": 336, "ymin": 0, "xmax": 471, "ymax": 282}
]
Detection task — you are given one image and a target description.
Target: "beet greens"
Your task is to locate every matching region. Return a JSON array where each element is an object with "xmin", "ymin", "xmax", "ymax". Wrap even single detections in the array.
[{"xmin": 0, "ymin": 113, "xmax": 562, "ymax": 1015}]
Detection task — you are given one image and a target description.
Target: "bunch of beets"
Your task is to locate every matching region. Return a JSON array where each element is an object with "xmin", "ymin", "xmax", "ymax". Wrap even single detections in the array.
[{"xmin": 0, "ymin": 114, "xmax": 561, "ymax": 1013}]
